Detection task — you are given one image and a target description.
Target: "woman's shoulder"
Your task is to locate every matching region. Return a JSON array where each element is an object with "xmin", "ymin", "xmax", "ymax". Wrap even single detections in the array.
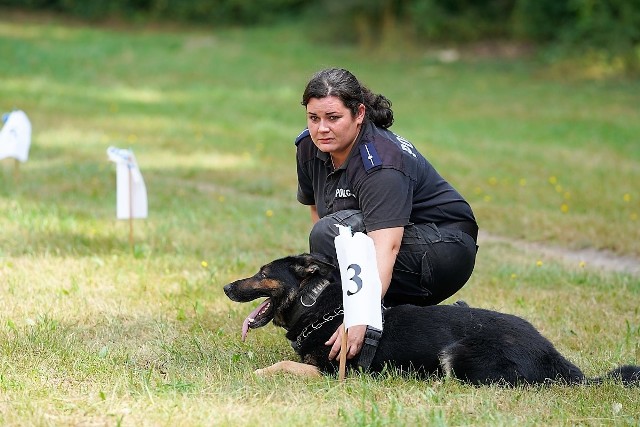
[
  {"xmin": 294, "ymin": 128, "xmax": 311, "ymax": 146},
  {"xmin": 368, "ymin": 125, "xmax": 419, "ymax": 157},
  {"xmin": 358, "ymin": 125, "xmax": 407, "ymax": 168},
  {"xmin": 294, "ymin": 128, "xmax": 318, "ymax": 163}
]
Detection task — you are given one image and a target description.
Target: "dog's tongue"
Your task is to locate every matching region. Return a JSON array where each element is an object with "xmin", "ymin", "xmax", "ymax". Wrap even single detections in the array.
[{"xmin": 241, "ymin": 298, "xmax": 271, "ymax": 342}]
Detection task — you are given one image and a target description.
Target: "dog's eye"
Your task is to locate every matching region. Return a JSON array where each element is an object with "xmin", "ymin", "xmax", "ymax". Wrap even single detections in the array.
[{"xmin": 259, "ymin": 272, "xmax": 267, "ymax": 278}]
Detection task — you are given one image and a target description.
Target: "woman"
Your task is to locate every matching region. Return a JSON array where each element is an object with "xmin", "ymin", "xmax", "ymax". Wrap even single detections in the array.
[{"xmin": 295, "ymin": 68, "xmax": 478, "ymax": 366}]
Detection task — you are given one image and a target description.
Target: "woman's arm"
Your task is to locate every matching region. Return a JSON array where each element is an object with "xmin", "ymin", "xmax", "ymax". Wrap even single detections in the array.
[
  {"xmin": 310, "ymin": 205, "xmax": 319, "ymax": 224},
  {"xmin": 326, "ymin": 226, "xmax": 404, "ymax": 361},
  {"xmin": 368, "ymin": 226, "xmax": 404, "ymax": 299}
]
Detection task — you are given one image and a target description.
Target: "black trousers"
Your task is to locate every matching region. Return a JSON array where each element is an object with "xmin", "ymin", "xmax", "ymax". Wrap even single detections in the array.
[{"xmin": 309, "ymin": 210, "xmax": 478, "ymax": 307}]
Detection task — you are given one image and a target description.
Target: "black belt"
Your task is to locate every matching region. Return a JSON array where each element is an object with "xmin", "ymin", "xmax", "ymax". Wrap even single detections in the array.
[{"xmin": 442, "ymin": 221, "xmax": 478, "ymax": 243}]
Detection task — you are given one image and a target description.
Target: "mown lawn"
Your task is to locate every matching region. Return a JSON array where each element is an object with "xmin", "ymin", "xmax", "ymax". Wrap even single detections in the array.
[{"xmin": 0, "ymin": 11, "xmax": 638, "ymax": 426}]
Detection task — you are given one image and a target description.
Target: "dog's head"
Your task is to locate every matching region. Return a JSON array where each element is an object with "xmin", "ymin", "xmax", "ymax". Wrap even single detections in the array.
[{"xmin": 223, "ymin": 253, "xmax": 337, "ymax": 341}]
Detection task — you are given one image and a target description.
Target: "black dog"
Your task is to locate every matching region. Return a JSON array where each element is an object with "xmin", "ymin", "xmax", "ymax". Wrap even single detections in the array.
[{"xmin": 223, "ymin": 253, "xmax": 640, "ymax": 386}]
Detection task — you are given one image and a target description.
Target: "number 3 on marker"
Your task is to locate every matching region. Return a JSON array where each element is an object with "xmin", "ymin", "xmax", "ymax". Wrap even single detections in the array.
[{"xmin": 346, "ymin": 263, "xmax": 363, "ymax": 296}]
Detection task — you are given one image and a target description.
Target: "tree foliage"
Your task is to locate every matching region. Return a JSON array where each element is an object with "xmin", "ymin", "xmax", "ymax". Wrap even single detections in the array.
[
  {"xmin": 1, "ymin": 0, "xmax": 638, "ymax": 72},
  {"xmin": 0, "ymin": 0, "xmax": 307, "ymax": 24}
]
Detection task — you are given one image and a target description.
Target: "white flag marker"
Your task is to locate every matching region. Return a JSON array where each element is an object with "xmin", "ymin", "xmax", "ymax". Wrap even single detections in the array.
[
  {"xmin": 106, "ymin": 146, "xmax": 148, "ymax": 219},
  {"xmin": 0, "ymin": 110, "xmax": 32, "ymax": 162},
  {"xmin": 334, "ymin": 225, "xmax": 383, "ymax": 330}
]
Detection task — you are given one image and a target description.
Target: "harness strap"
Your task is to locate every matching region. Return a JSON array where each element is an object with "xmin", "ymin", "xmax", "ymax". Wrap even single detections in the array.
[
  {"xmin": 357, "ymin": 325, "xmax": 382, "ymax": 371},
  {"xmin": 356, "ymin": 305, "xmax": 386, "ymax": 371}
]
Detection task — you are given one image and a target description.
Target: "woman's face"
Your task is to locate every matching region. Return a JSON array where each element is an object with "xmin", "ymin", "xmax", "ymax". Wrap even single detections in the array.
[{"xmin": 306, "ymin": 96, "xmax": 365, "ymax": 166}]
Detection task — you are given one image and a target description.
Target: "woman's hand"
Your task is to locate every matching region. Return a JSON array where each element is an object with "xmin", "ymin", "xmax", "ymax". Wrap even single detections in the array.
[{"xmin": 326, "ymin": 323, "xmax": 367, "ymax": 360}]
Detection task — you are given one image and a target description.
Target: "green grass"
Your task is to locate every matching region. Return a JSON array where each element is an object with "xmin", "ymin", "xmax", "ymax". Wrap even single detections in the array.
[{"xmin": 0, "ymin": 11, "xmax": 639, "ymax": 426}]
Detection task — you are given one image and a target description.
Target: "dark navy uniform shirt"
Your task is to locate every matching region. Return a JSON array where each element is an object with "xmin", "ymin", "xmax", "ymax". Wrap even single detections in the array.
[{"xmin": 295, "ymin": 120, "xmax": 476, "ymax": 232}]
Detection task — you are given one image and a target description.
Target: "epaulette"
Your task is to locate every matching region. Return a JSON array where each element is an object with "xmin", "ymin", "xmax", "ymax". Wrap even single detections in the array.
[
  {"xmin": 294, "ymin": 128, "xmax": 310, "ymax": 146},
  {"xmin": 359, "ymin": 142, "xmax": 382, "ymax": 172}
]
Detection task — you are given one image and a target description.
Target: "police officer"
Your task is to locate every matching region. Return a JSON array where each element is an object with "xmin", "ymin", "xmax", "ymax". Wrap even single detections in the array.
[{"xmin": 296, "ymin": 68, "xmax": 478, "ymax": 365}]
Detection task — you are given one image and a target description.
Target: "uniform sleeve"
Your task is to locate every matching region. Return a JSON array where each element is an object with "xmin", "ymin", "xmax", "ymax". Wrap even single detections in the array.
[
  {"xmin": 296, "ymin": 147, "xmax": 315, "ymax": 206},
  {"xmin": 357, "ymin": 168, "xmax": 413, "ymax": 231}
]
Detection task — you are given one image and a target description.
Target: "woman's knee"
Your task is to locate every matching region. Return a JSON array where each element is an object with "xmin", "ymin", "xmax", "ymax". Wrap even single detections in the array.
[
  {"xmin": 309, "ymin": 217, "xmax": 338, "ymax": 257},
  {"xmin": 308, "ymin": 210, "xmax": 365, "ymax": 258}
]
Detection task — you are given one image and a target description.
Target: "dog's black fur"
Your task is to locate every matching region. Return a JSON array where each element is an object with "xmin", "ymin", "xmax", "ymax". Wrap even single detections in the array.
[{"xmin": 224, "ymin": 253, "xmax": 640, "ymax": 386}]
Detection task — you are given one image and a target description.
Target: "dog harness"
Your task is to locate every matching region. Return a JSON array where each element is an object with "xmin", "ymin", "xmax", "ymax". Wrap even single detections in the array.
[
  {"xmin": 291, "ymin": 305, "xmax": 384, "ymax": 373},
  {"xmin": 291, "ymin": 306, "xmax": 344, "ymax": 352}
]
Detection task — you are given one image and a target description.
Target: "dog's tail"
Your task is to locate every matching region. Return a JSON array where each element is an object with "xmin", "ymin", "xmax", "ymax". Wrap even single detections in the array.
[{"xmin": 587, "ymin": 365, "xmax": 640, "ymax": 386}]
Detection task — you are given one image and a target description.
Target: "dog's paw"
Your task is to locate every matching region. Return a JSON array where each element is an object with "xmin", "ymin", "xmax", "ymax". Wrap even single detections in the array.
[
  {"xmin": 253, "ymin": 361, "xmax": 321, "ymax": 377},
  {"xmin": 254, "ymin": 367, "xmax": 268, "ymax": 376}
]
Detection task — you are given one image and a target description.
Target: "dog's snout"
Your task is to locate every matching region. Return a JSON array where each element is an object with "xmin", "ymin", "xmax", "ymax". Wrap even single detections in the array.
[
  {"xmin": 223, "ymin": 282, "xmax": 236, "ymax": 299},
  {"xmin": 224, "ymin": 279, "xmax": 253, "ymax": 302}
]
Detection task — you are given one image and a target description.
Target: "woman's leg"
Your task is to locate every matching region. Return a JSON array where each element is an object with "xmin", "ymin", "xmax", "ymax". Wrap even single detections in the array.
[
  {"xmin": 384, "ymin": 223, "xmax": 477, "ymax": 307},
  {"xmin": 309, "ymin": 214, "xmax": 477, "ymax": 307}
]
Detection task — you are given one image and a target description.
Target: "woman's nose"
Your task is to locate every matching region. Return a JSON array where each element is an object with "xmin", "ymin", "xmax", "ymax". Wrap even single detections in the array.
[{"xmin": 318, "ymin": 120, "xmax": 330, "ymax": 132}]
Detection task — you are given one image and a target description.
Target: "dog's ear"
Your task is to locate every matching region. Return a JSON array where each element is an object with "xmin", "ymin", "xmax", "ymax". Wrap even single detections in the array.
[
  {"xmin": 291, "ymin": 253, "xmax": 336, "ymax": 278},
  {"xmin": 310, "ymin": 252, "xmax": 338, "ymax": 270}
]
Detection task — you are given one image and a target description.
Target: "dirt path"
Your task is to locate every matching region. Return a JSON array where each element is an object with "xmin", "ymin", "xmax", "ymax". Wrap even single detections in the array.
[{"xmin": 479, "ymin": 231, "xmax": 640, "ymax": 276}]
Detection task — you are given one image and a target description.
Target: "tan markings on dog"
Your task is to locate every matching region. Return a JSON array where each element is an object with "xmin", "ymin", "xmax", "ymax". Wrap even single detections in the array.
[
  {"xmin": 273, "ymin": 291, "xmax": 298, "ymax": 327},
  {"xmin": 238, "ymin": 278, "xmax": 282, "ymax": 293},
  {"xmin": 259, "ymin": 278, "xmax": 282, "ymax": 291},
  {"xmin": 438, "ymin": 351, "xmax": 454, "ymax": 377},
  {"xmin": 254, "ymin": 361, "xmax": 321, "ymax": 377}
]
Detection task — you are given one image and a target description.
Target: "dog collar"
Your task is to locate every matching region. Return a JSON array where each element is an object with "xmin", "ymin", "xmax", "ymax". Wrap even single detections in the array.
[{"xmin": 287, "ymin": 278, "xmax": 332, "ymax": 329}]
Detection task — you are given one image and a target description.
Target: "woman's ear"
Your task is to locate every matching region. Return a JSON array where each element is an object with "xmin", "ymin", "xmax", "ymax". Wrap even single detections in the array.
[{"xmin": 356, "ymin": 103, "xmax": 366, "ymax": 124}]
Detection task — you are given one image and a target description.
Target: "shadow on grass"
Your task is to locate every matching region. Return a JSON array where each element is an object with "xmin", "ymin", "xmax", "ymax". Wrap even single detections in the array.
[{"xmin": 1, "ymin": 229, "xmax": 133, "ymax": 257}]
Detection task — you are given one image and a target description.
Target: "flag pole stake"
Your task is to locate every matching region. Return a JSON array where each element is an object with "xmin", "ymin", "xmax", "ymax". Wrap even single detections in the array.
[
  {"xmin": 13, "ymin": 159, "xmax": 20, "ymax": 183},
  {"xmin": 338, "ymin": 325, "xmax": 348, "ymax": 381},
  {"xmin": 128, "ymin": 165, "xmax": 134, "ymax": 252}
]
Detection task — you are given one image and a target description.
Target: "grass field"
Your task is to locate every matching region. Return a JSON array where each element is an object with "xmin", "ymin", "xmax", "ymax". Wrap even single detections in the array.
[{"xmin": 1, "ymin": 11, "xmax": 639, "ymax": 426}]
